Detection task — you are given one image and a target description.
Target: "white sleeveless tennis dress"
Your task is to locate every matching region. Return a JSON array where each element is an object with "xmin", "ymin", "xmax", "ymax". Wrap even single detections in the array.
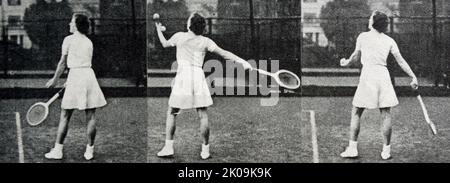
[
  {"xmin": 167, "ymin": 32, "xmax": 217, "ymax": 109},
  {"xmin": 352, "ymin": 30, "xmax": 399, "ymax": 109},
  {"xmin": 61, "ymin": 32, "xmax": 107, "ymax": 110}
]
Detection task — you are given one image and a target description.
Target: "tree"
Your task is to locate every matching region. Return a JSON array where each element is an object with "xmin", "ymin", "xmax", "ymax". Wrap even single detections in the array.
[
  {"xmin": 23, "ymin": 0, "xmax": 73, "ymax": 67},
  {"xmin": 320, "ymin": 0, "xmax": 371, "ymax": 54}
]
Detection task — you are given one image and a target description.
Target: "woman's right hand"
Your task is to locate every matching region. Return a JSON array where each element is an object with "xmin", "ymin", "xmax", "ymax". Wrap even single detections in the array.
[
  {"xmin": 410, "ymin": 77, "xmax": 419, "ymax": 90},
  {"xmin": 45, "ymin": 78, "xmax": 57, "ymax": 88}
]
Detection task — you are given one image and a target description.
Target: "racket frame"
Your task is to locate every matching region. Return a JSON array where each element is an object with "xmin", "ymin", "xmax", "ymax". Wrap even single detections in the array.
[
  {"xmin": 26, "ymin": 102, "xmax": 50, "ymax": 126},
  {"xmin": 253, "ymin": 69, "xmax": 301, "ymax": 89},
  {"xmin": 26, "ymin": 87, "xmax": 65, "ymax": 126}
]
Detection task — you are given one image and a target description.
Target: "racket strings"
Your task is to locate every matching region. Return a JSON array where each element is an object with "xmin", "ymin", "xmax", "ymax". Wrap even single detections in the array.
[
  {"xmin": 277, "ymin": 72, "xmax": 300, "ymax": 88},
  {"xmin": 27, "ymin": 105, "xmax": 47, "ymax": 125}
]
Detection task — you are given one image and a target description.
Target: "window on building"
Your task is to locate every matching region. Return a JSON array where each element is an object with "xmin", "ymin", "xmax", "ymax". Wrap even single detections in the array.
[
  {"xmin": 10, "ymin": 35, "xmax": 18, "ymax": 44},
  {"xmin": 8, "ymin": 16, "xmax": 21, "ymax": 26},
  {"xmin": 303, "ymin": 13, "xmax": 317, "ymax": 23},
  {"xmin": 315, "ymin": 32, "xmax": 319, "ymax": 43},
  {"xmin": 305, "ymin": 32, "xmax": 313, "ymax": 41},
  {"xmin": 8, "ymin": 0, "xmax": 21, "ymax": 6},
  {"xmin": 19, "ymin": 35, "xmax": 23, "ymax": 46}
]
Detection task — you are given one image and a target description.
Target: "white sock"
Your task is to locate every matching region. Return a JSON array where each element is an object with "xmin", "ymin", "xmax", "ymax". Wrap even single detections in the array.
[
  {"xmin": 383, "ymin": 144, "xmax": 391, "ymax": 151},
  {"xmin": 54, "ymin": 143, "xmax": 64, "ymax": 151},
  {"xmin": 86, "ymin": 144, "xmax": 94, "ymax": 150},
  {"xmin": 202, "ymin": 143, "xmax": 209, "ymax": 149},
  {"xmin": 165, "ymin": 140, "xmax": 174, "ymax": 148},
  {"xmin": 349, "ymin": 140, "xmax": 358, "ymax": 149}
]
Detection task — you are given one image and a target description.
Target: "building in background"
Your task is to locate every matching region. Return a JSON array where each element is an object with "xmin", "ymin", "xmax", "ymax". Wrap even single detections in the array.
[
  {"xmin": 0, "ymin": 0, "xmax": 101, "ymax": 49},
  {"xmin": 185, "ymin": 0, "xmax": 217, "ymax": 17},
  {"xmin": 69, "ymin": 0, "xmax": 100, "ymax": 18},
  {"xmin": 0, "ymin": 0, "xmax": 34, "ymax": 49},
  {"xmin": 368, "ymin": 0, "xmax": 399, "ymax": 15},
  {"xmin": 302, "ymin": 0, "xmax": 331, "ymax": 47},
  {"xmin": 302, "ymin": 0, "xmax": 402, "ymax": 47}
]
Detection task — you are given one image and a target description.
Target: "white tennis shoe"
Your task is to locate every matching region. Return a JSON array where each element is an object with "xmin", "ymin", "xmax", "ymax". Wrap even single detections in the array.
[
  {"xmin": 45, "ymin": 148, "xmax": 63, "ymax": 160},
  {"xmin": 157, "ymin": 146, "xmax": 174, "ymax": 157},
  {"xmin": 84, "ymin": 144, "xmax": 95, "ymax": 161},
  {"xmin": 200, "ymin": 144, "xmax": 210, "ymax": 160},
  {"xmin": 340, "ymin": 147, "xmax": 358, "ymax": 158},
  {"xmin": 381, "ymin": 145, "xmax": 391, "ymax": 160}
]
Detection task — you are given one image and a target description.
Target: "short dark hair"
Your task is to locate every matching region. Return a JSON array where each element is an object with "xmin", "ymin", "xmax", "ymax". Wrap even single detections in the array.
[
  {"xmin": 74, "ymin": 14, "xmax": 90, "ymax": 35},
  {"xmin": 372, "ymin": 11, "xmax": 389, "ymax": 33},
  {"xmin": 189, "ymin": 13, "xmax": 206, "ymax": 35}
]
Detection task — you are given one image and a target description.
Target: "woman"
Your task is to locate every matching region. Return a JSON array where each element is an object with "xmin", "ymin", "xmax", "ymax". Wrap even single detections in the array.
[
  {"xmin": 45, "ymin": 14, "xmax": 107, "ymax": 160},
  {"xmin": 339, "ymin": 11, "xmax": 418, "ymax": 160},
  {"xmin": 155, "ymin": 13, "xmax": 252, "ymax": 159}
]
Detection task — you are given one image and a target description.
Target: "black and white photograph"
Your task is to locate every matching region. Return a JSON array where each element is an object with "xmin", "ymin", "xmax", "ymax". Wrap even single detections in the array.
[
  {"xmin": 147, "ymin": 0, "xmax": 304, "ymax": 163},
  {"xmin": 147, "ymin": 0, "xmax": 450, "ymax": 164},
  {"xmin": 1, "ymin": 0, "xmax": 450, "ymax": 170},
  {"xmin": 301, "ymin": 0, "xmax": 450, "ymax": 163},
  {"xmin": 0, "ymin": 0, "xmax": 147, "ymax": 163}
]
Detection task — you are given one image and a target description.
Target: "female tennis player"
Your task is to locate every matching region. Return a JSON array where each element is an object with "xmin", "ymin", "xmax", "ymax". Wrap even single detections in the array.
[
  {"xmin": 44, "ymin": 14, "xmax": 107, "ymax": 160},
  {"xmin": 155, "ymin": 13, "xmax": 252, "ymax": 159},
  {"xmin": 339, "ymin": 11, "xmax": 418, "ymax": 160}
]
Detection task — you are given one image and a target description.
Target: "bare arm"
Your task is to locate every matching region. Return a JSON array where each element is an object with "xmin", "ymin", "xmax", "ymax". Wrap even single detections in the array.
[
  {"xmin": 393, "ymin": 52, "xmax": 418, "ymax": 89},
  {"xmin": 393, "ymin": 52, "xmax": 416, "ymax": 79},
  {"xmin": 340, "ymin": 49, "xmax": 361, "ymax": 67},
  {"xmin": 212, "ymin": 46, "xmax": 245, "ymax": 64},
  {"xmin": 212, "ymin": 46, "xmax": 252, "ymax": 70},
  {"xmin": 46, "ymin": 55, "xmax": 67, "ymax": 88},
  {"xmin": 155, "ymin": 23, "xmax": 172, "ymax": 48},
  {"xmin": 54, "ymin": 55, "xmax": 68, "ymax": 79}
]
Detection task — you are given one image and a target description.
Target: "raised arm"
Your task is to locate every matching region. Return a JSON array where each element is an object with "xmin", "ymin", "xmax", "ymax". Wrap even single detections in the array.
[{"xmin": 155, "ymin": 23, "xmax": 173, "ymax": 48}]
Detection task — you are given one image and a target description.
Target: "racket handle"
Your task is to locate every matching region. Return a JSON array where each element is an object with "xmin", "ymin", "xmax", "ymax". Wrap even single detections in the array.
[
  {"xmin": 417, "ymin": 95, "xmax": 430, "ymax": 120},
  {"xmin": 46, "ymin": 87, "xmax": 65, "ymax": 105},
  {"xmin": 430, "ymin": 122, "xmax": 438, "ymax": 135},
  {"xmin": 254, "ymin": 68, "xmax": 273, "ymax": 77}
]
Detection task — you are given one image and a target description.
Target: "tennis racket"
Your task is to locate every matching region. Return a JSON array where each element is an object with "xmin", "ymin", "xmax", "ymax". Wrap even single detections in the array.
[
  {"xmin": 252, "ymin": 68, "xmax": 301, "ymax": 90},
  {"xmin": 26, "ymin": 87, "xmax": 65, "ymax": 126},
  {"xmin": 416, "ymin": 94, "xmax": 438, "ymax": 135}
]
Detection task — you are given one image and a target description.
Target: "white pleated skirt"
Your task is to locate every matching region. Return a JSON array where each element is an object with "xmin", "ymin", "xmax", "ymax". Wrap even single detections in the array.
[
  {"xmin": 168, "ymin": 65, "xmax": 213, "ymax": 109},
  {"xmin": 61, "ymin": 67, "xmax": 107, "ymax": 110},
  {"xmin": 352, "ymin": 65, "xmax": 399, "ymax": 109}
]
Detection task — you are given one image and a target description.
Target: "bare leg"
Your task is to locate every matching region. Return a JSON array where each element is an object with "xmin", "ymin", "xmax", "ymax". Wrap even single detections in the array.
[
  {"xmin": 197, "ymin": 107, "xmax": 209, "ymax": 145},
  {"xmin": 85, "ymin": 109, "xmax": 97, "ymax": 146},
  {"xmin": 349, "ymin": 106, "xmax": 365, "ymax": 141},
  {"xmin": 165, "ymin": 107, "xmax": 179, "ymax": 140},
  {"xmin": 55, "ymin": 109, "xmax": 74, "ymax": 144},
  {"xmin": 380, "ymin": 107, "xmax": 392, "ymax": 146},
  {"xmin": 341, "ymin": 106, "xmax": 365, "ymax": 158},
  {"xmin": 157, "ymin": 107, "xmax": 180, "ymax": 157}
]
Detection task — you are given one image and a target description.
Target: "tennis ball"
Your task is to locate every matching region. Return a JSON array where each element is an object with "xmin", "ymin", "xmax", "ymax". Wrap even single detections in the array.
[
  {"xmin": 161, "ymin": 26, "xmax": 166, "ymax": 32},
  {"xmin": 153, "ymin": 13, "xmax": 160, "ymax": 20}
]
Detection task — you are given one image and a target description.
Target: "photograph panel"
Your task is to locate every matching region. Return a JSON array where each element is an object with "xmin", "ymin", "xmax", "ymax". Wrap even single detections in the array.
[
  {"xmin": 0, "ymin": 0, "xmax": 148, "ymax": 163},
  {"xmin": 147, "ymin": 0, "xmax": 305, "ymax": 163}
]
